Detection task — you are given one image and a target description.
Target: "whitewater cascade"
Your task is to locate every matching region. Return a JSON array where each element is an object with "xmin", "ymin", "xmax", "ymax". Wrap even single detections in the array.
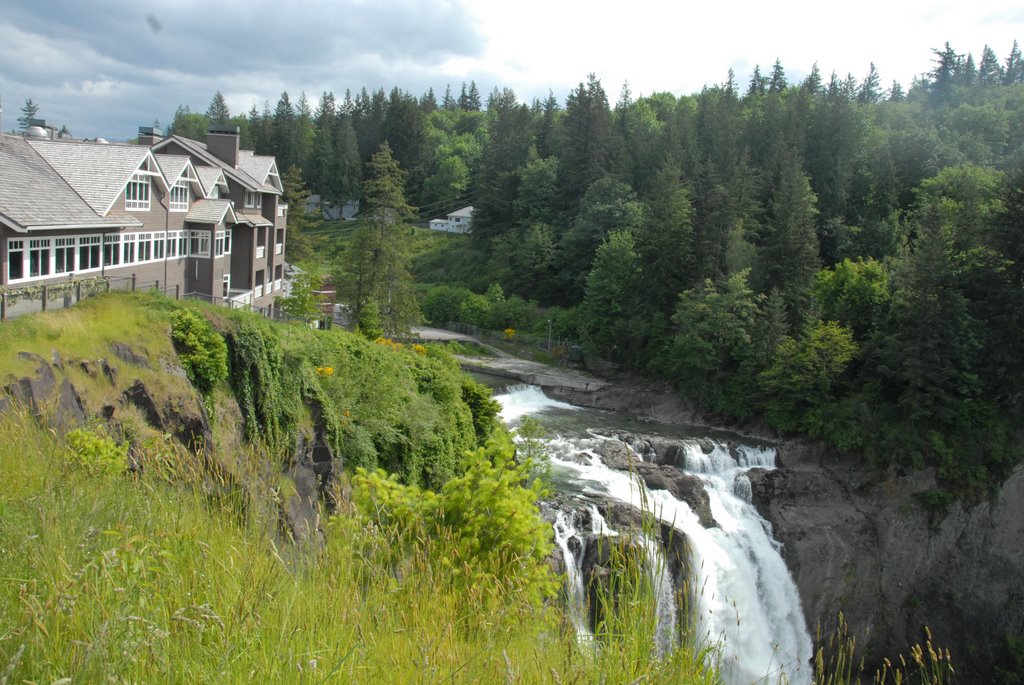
[{"xmin": 498, "ymin": 384, "xmax": 813, "ymax": 685}]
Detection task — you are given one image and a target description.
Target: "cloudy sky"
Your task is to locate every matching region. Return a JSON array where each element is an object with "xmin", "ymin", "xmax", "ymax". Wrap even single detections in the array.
[{"xmin": 2, "ymin": 0, "xmax": 1022, "ymax": 140}]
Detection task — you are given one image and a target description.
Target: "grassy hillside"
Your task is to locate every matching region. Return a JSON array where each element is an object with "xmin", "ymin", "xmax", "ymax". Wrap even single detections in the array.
[{"xmin": 0, "ymin": 293, "xmax": 719, "ymax": 684}]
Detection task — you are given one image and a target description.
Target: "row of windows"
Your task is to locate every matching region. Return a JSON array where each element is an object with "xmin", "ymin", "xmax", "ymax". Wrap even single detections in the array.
[
  {"xmin": 125, "ymin": 177, "xmax": 270, "ymax": 214},
  {"xmin": 6, "ymin": 231, "xmax": 231, "ymax": 283}
]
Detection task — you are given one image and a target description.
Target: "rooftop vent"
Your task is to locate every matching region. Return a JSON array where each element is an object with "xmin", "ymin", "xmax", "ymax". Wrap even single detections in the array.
[
  {"xmin": 94, "ymin": 137, "xmax": 109, "ymax": 144},
  {"xmin": 207, "ymin": 124, "xmax": 240, "ymax": 136},
  {"xmin": 139, "ymin": 126, "xmax": 163, "ymax": 137},
  {"xmin": 25, "ymin": 125, "xmax": 49, "ymax": 139}
]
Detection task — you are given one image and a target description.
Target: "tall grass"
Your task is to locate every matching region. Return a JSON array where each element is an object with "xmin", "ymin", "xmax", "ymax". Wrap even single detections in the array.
[{"xmin": 0, "ymin": 410, "xmax": 723, "ymax": 684}]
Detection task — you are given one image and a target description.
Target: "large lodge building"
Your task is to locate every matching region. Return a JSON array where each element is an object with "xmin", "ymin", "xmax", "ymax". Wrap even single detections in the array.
[{"xmin": 0, "ymin": 122, "xmax": 287, "ymax": 309}]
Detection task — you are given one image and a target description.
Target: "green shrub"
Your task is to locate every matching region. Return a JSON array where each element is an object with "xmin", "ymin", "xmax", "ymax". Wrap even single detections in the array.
[
  {"xmin": 353, "ymin": 437, "xmax": 557, "ymax": 610},
  {"xmin": 170, "ymin": 309, "xmax": 228, "ymax": 396},
  {"xmin": 64, "ymin": 428, "xmax": 128, "ymax": 476}
]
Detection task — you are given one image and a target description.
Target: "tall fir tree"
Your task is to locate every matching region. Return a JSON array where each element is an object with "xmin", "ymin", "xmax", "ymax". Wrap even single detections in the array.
[
  {"xmin": 18, "ymin": 98, "xmax": 39, "ymax": 131},
  {"xmin": 977, "ymin": 45, "xmax": 1003, "ymax": 85},
  {"xmin": 206, "ymin": 91, "xmax": 230, "ymax": 125}
]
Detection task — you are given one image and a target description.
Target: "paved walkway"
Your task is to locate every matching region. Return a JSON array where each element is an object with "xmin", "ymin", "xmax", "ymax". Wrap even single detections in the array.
[{"xmin": 410, "ymin": 326, "xmax": 609, "ymax": 393}]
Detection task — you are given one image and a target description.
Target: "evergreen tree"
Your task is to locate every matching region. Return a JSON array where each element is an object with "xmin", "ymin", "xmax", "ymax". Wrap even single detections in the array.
[
  {"xmin": 888, "ymin": 80, "xmax": 905, "ymax": 101},
  {"xmin": 441, "ymin": 84, "xmax": 457, "ymax": 110},
  {"xmin": 747, "ymin": 65, "xmax": 766, "ymax": 97},
  {"xmin": 580, "ymin": 230, "xmax": 643, "ymax": 363},
  {"xmin": 755, "ymin": 150, "xmax": 820, "ymax": 326},
  {"xmin": 978, "ymin": 45, "xmax": 1003, "ymax": 85},
  {"xmin": 1005, "ymin": 40, "xmax": 1023, "ymax": 85},
  {"xmin": 307, "ymin": 92, "xmax": 338, "ymax": 201},
  {"xmin": 295, "ymin": 92, "xmax": 314, "ymax": 172},
  {"xmin": 929, "ymin": 42, "xmax": 962, "ymax": 101},
  {"xmin": 857, "ymin": 63, "xmax": 882, "ymax": 104},
  {"xmin": 272, "ymin": 92, "xmax": 297, "ymax": 171},
  {"xmin": 420, "ymin": 87, "xmax": 438, "ymax": 113},
  {"xmin": 768, "ymin": 59, "xmax": 787, "ymax": 93},
  {"xmin": 343, "ymin": 142, "xmax": 419, "ymax": 334},
  {"xmin": 960, "ymin": 53, "xmax": 977, "ymax": 87},
  {"xmin": 802, "ymin": 63, "xmax": 823, "ymax": 95},
  {"xmin": 558, "ymin": 74, "xmax": 613, "ymax": 214},
  {"xmin": 17, "ymin": 98, "xmax": 39, "ymax": 131},
  {"xmin": 635, "ymin": 162, "xmax": 696, "ymax": 317},
  {"xmin": 206, "ymin": 91, "xmax": 230, "ymax": 125}
]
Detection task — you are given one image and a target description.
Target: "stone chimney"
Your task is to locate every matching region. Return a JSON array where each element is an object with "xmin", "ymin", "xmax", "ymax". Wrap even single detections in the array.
[
  {"xmin": 206, "ymin": 124, "xmax": 240, "ymax": 167},
  {"xmin": 138, "ymin": 125, "xmax": 163, "ymax": 146}
]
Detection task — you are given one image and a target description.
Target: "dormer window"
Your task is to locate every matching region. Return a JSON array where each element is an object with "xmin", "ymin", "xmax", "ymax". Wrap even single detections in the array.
[
  {"xmin": 245, "ymin": 191, "xmax": 262, "ymax": 209},
  {"xmin": 125, "ymin": 172, "xmax": 151, "ymax": 211},
  {"xmin": 170, "ymin": 181, "xmax": 190, "ymax": 212}
]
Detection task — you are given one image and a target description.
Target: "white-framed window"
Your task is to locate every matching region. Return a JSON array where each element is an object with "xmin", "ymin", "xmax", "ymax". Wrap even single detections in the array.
[
  {"xmin": 166, "ymin": 231, "xmax": 178, "ymax": 258},
  {"xmin": 224, "ymin": 229, "xmax": 232, "ymax": 255},
  {"xmin": 103, "ymin": 234, "xmax": 121, "ymax": 267},
  {"xmin": 170, "ymin": 181, "xmax": 189, "ymax": 212},
  {"xmin": 189, "ymin": 230, "xmax": 210, "ymax": 257},
  {"xmin": 138, "ymin": 233, "xmax": 153, "ymax": 262},
  {"xmin": 122, "ymin": 233, "xmax": 136, "ymax": 264},
  {"xmin": 244, "ymin": 191, "xmax": 262, "ymax": 209},
  {"xmin": 125, "ymin": 172, "xmax": 151, "ymax": 211},
  {"xmin": 7, "ymin": 239, "xmax": 24, "ymax": 281},
  {"xmin": 222, "ymin": 274, "xmax": 231, "ymax": 298},
  {"xmin": 29, "ymin": 239, "xmax": 51, "ymax": 278},
  {"xmin": 275, "ymin": 228, "xmax": 284, "ymax": 255},
  {"xmin": 78, "ymin": 236, "xmax": 101, "ymax": 271},
  {"xmin": 54, "ymin": 238, "xmax": 75, "ymax": 274},
  {"xmin": 153, "ymin": 232, "xmax": 165, "ymax": 260}
]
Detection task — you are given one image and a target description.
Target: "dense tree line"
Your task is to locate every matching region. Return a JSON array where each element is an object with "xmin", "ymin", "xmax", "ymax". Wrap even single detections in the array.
[{"xmin": 165, "ymin": 41, "xmax": 1024, "ymax": 488}]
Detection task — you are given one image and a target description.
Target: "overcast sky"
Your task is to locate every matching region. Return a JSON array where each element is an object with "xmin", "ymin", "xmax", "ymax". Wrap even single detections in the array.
[{"xmin": 1, "ymin": 0, "xmax": 1022, "ymax": 140}]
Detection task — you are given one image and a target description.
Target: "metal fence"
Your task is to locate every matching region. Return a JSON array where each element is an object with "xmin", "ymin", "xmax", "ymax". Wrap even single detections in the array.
[
  {"xmin": 443, "ymin": 321, "xmax": 580, "ymax": 359},
  {"xmin": 0, "ymin": 275, "xmax": 181, "ymax": 321},
  {"xmin": 183, "ymin": 291, "xmax": 322, "ymax": 327}
]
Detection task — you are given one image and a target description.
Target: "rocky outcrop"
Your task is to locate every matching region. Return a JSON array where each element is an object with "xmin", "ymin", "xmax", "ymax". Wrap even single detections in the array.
[
  {"xmin": 2, "ymin": 352, "xmax": 86, "ymax": 429},
  {"xmin": 747, "ymin": 439, "xmax": 1024, "ymax": 682}
]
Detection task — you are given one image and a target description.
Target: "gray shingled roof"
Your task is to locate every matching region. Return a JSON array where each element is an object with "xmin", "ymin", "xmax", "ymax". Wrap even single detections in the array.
[
  {"xmin": 195, "ymin": 166, "xmax": 226, "ymax": 198},
  {"xmin": 236, "ymin": 210, "xmax": 273, "ymax": 227},
  {"xmin": 154, "ymin": 135, "xmax": 281, "ymax": 196},
  {"xmin": 185, "ymin": 199, "xmax": 235, "ymax": 225},
  {"xmin": 155, "ymin": 154, "xmax": 190, "ymax": 185},
  {"xmin": 27, "ymin": 138, "xmax": 163, "ymax": 214},
  {"xmin": 0, "ymin": 134, "xmax": 136, "ymax": 230},
  {"xmin": 237, "ymin": 150, "xmax": 281, "ymax": 193}
]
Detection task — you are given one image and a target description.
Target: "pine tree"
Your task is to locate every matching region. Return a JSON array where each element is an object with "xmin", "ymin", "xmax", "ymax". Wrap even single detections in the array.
[
  {"xmin": 206, "ymin": 91, "xmax": 230, "ymax": 125},
  {"xmin": 978, "ymin": 45, "xmax": 1003, "ymax": 85},
  {"xmin": 747, "ymin": 65, "xmax": 766, "ymax": 97},
  {"xmin": 930, "ymin": 42, "xmax": 961, "ymax": 101},
  {"xmin": 17, "ymin": 98, "xmax": 39, "ymax": 131},
  {"xmin": 1004, "ymin": 40, "xmax": 1023, "ymax": 85},
  {"xmin": 802, "ymin": 63, "xmax": 823, "ymax": 95},
  {"xmin": 960, "ymin": 53, "xmax": 977, "ymax": 87},
  {"xmin": 755, "ymin": 149, "xmax": 820, "ymax": 327},
  {"xmin": 857, "ymin": 63, "xmax": 882, "ymax": 104},
  {"xmin": 768, "ymin": 59, "xmax": 787, "ymax": 94},
  {"xmin": 272, "ymin": 92, "xmax": 297, "ymax": 171},
  {"xmin": 441, "ymin": 84, "xmax": 457, "ymax": 110},
  {"xmin": 420, "ymin": 87, "xmax": 438, "ymax": 112},
  {"xmin": 466, "ymin": 81, "xmax": 482, "ymax": 111},
  {"xmin": 888, "ymin": 80, "xmax": 905, "ymax": 101},
  {"xmin": 344, "ymin": 142, "xmax": 419, "ymax": 334}
]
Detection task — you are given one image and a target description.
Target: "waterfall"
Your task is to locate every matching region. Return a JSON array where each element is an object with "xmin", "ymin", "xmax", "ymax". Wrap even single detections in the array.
[{"xmin": 496, "ymin": 385, "xmax": 813, "ymax": 685}]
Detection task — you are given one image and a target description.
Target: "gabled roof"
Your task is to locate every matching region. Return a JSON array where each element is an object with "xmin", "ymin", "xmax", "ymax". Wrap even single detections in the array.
[
  {"xmin": 237, "ymin": 150, "xmax": 282, "ymax": 193},
  {"xmin": 152, "ymin": 135, "xmax": 282, "ymax": 196},
  {"xmin": 27, "ymin": 138, "xmax": 169, "ymax": 215},
  {"xmin": 195, "ymin": 166, "xmax": 229, "ymax": 199},
  {"xmin": 449, "ymin": 206, "xmax": 474, "ymax": 219},
  {"xmin": 156, "ymin": 154, "xmax": 205, "ymax": 198},
  {"xmin": 0, "ymin": 134, "xmax": 136, "ymax": 232},
  {"xmin": 185, "ymin": 199, "xmax": 237, "ymax": 225}
]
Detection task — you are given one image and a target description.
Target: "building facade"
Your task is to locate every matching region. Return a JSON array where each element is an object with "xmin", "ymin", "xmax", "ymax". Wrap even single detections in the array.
[
  {"xmin": 428, "ymin": 206, "xmax": 473, "ymax": 234},
  {"xmin": 0, "ymin": 124, "xmax": 287, "ymax": 308}
]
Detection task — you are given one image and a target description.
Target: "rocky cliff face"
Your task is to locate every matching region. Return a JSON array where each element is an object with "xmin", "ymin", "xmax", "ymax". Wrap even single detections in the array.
[
  {"xmin": 747, "ymin": 439, "xmax": 1024, "ymax": 682},
  {"xmin": 0, "ymin": 345, "xmax": 336, "ymax": 552}
]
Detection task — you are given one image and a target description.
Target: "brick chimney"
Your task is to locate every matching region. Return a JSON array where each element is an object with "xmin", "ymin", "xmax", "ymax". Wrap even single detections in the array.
[
  {"xmin": 206, "ymin": 124, "xmax": 240, "ymax": 167},
  {"xmin": 138, "ymin": 125, "xmax": 163, "ymax": 146}
]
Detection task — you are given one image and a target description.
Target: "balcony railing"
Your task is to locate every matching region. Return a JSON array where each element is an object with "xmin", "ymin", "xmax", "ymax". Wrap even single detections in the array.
[
  {"xmin": 256, "ymin": 245, "xmax": 266, "ymax": 259},
  {"xmin": 254, "ymin": 284, "xmax": 264, "ymax": 299},
  {"xmin": 274, "ymin": 279, "xmax": 283, "ymax": 292},
  {"xmin": 275, "ymin": 243, "xmax": 283, "ymax": 255}
]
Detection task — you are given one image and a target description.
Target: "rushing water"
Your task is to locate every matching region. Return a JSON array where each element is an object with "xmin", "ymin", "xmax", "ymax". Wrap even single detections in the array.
[{"xmin": 495, "ymin": 384, "xmax": 813, "ymax": 685}]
